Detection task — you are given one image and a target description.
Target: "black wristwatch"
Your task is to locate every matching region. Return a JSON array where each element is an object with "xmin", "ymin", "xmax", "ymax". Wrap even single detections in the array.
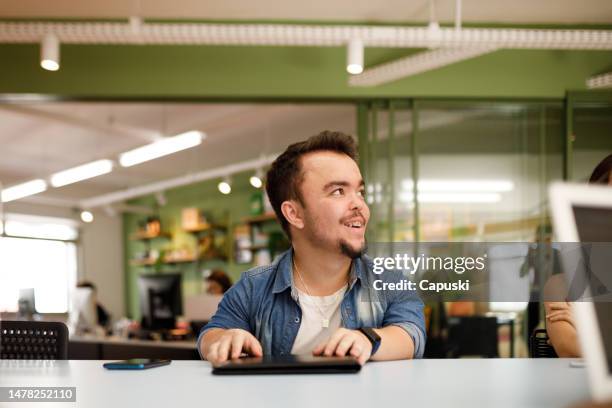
[{"xmin": 358, "ymin": 327, "xmax": 382, "ymax": 356}]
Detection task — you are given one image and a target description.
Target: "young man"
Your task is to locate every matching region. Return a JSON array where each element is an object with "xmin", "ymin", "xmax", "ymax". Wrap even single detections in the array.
[{"xmin": 199, "ymin": 131, "xmax": 425, "ymax": 365}]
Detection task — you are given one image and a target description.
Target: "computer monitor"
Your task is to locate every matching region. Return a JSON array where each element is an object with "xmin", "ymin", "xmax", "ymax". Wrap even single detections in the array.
[
  {"xmin": 138, "ymin": 274, "xmax": 182, "ymax": 330},
  {"xmin": 549, "ymin": 182, "xmax": 612, "ymax": 401},
  {"xmin": 68, "ymin": 287, "xmax": 98, "ymax": 335},
  {"xmin": 17, "ymin": 288, "xmax": 36, "ymax": 318}
]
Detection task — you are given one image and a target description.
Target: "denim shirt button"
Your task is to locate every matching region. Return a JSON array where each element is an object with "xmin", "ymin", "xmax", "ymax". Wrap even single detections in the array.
[{"xmin": 294, "ymin": 317, "xmax": 300, "ymax": 323}]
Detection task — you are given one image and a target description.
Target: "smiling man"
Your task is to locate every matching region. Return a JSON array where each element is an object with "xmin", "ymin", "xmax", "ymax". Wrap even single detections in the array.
[{"xmin": 199, "ymin": 131, "xmax": 425, "ymax": 365}]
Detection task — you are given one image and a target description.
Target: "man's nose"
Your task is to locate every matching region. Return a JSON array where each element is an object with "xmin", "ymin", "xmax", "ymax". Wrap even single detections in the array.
[{"xmin": 349, "ymin": 192, "xmax": 366, "ymax": 211}]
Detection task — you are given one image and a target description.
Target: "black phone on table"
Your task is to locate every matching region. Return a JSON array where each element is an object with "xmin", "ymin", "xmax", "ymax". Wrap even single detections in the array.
[{"xmin": 103, "ymin": 359, "xmax": 171, "ymax": 370}]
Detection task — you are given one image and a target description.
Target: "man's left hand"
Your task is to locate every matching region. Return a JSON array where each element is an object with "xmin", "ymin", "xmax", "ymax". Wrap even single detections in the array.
[{"xmin": 312, "ymin": 328, "xmax": 372, "ymax": 365}]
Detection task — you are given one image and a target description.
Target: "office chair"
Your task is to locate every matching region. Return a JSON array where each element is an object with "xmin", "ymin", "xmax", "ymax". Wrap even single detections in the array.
[
  {"xmin": 0, "ymin": 321, "xmax": 68, "ymax": 360},
  {"xmin": 447, "ymin": 316, "xmax": 499, "ymax": 358},
  {"xmin": 529, "ymin": 329, "xmax": 558, "ymax": 358}
]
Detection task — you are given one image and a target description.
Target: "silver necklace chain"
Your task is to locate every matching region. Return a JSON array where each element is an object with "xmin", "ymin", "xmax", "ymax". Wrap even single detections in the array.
[{"xmin": 293, "ymin": 259, "xmax": 332, "ymax": 328}]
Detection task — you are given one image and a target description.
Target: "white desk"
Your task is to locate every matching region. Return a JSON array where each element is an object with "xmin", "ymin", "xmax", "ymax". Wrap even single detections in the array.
[{"xmin": 0, "ymin": 359, "xmax": 591, "ymax": 408}]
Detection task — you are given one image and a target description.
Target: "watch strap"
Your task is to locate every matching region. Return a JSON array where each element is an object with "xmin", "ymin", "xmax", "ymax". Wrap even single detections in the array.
[{"xmin": 359, "ymin": 327, "xmax": 382, "ymax": 356}]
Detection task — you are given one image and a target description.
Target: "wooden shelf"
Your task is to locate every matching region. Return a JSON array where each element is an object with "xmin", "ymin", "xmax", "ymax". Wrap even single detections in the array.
[
  {"xmin": 243, "ymin": 213, "xmax": 277, "ymax": 224},
  {"xmin": 184, "ymin": 223, "xmax": 227, "ymax": 233},
  {"xmin": 130, "ymin": 258, "xmax": 157, "ymax": 266},
  {"xmin": 129, "ymin": 231, "xmax": 171, "ymax": 241},
  {"xmin": 130, "ymin": 254, "xmax": 227, "ymax": 267},
  {"xmin": 164, "ymin": 255, "xmax": 197, "ymax": 264},
  {"xmin": 239, "ymin": 244, "xmax": 268, "ymax": 251}
]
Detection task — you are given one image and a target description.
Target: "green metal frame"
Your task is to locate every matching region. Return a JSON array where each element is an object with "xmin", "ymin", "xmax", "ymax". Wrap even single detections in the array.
[
  {"xmin": 564, "ymin": 89, "xmax": 612, "ymax": 181},
  {"xmin": 357, "ymin": 91, "xmax": 612, "ymax": 243}
]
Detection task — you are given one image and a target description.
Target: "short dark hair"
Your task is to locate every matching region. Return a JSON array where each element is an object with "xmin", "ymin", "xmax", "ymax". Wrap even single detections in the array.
[
  {"xmin": 589, "ymin": 154, "xmax": 612, "ymax": 184},
  {"xmin": 205, "ymin": 270, "xmax": 232, "ymax": 293},
  {"xmin": 76, "ymin": 281, "xmax": 97, "ymax": 292},
  {"xmin": 265, "ymin": 131, "xmax": 358, "ymax": 239}
]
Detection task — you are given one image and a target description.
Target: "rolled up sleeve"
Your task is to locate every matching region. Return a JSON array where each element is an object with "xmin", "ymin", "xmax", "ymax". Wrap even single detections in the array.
[
  {"xmin": 382, "ymin": 292, "xmax": 427, "ymax": 359},
  {"xmin": 197, "ymin": 276, "xmax": 252, "ymax": 359}
]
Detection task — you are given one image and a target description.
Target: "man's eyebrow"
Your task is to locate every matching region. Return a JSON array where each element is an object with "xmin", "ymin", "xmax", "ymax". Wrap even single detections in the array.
[{"xmin": 323, "ymin": 180, "xmax": 366, "ymax": 190}]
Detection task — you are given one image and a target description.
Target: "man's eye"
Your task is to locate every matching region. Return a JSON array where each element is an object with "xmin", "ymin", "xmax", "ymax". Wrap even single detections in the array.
[
  {"xmin": 332, "ymin": 188, "xmax": 344, "ymax": 196},
  {"xmin": 358, "ymin": 190, "xmax": 365, "ymax": 197}
]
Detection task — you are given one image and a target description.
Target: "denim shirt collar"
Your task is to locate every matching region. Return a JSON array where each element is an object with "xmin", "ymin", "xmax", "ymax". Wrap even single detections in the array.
[{"xmin": 272, "ymin": 248, "xmax": 366, "ymax": 297}]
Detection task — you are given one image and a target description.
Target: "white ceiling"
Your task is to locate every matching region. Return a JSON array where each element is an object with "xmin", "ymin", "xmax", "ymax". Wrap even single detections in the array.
[
  {"xmin": 0, "ymin": 102, "xmax": 356, "ymax": 205},
  {"xmin": 1, "ymin": 0, "xmax": 612, "ymax": 24}
]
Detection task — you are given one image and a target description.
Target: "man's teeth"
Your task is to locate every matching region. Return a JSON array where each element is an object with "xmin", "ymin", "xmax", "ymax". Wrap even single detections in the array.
[{"xmin": 345, "ymin": 221, "xmax": 363, "ymax": 228}]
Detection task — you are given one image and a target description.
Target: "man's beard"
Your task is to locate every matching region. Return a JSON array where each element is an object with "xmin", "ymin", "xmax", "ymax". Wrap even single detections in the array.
[{"xmin": 339, "ymin": 238, "xmax": 367, "ymax": 259}]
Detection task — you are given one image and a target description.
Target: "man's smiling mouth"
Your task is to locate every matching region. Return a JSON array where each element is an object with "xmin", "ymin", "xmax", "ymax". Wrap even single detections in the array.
[{"xmin": 343, "ymin": 219, "xmax": 364, "ymax": 229}]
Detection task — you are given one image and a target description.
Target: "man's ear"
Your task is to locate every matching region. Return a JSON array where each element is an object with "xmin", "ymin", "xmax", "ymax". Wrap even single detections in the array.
[{"xmin": 280, "ymin": 200, "xmax": 305, "ymax": 230}]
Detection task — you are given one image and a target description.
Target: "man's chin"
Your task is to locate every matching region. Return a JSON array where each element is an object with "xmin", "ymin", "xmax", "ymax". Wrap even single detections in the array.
[{"xmin": 339, "ymin": 239, "xmax": 367, "ymax": 259}]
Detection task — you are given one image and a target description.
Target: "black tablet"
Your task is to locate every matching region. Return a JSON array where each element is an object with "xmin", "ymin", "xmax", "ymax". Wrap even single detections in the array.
[{"xmin": 212, "ymin": 355, "xmax": 361, "ymax": 375}]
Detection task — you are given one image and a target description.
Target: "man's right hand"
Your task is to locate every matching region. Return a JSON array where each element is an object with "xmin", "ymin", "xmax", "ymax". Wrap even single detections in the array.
[{"xmin": 204, "ymin": 328, "xmax": 263, "ymax": 365}]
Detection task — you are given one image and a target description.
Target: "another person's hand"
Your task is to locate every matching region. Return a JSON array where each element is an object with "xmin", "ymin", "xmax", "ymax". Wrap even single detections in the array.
[
  {"xmin": 312, "ymin": 328, "xmax": 372, "ymax": 365},
  {"xmin": 546, "ymin": 302, "xmax": 576, "ymax": 328},
  {"xmin": 205, "ymin": 329, "xmax": 263, "ymax": 365}
]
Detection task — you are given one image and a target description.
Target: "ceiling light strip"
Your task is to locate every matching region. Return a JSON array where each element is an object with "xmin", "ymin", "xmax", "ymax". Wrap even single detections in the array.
[
  {"xmin": 586, "ymin": 72, "xmax": 612, "ymax": 89},
  {"xmin": 0, "ymin": 22, "xmax": 611, "ymax": 50},
  {"xmin": 50, "ymin": 159, "xmax": 114, "ymax": 187},
  {"xmin": 1, "ymin": 179, "xmax": 47, "ymax": 203},
  {"xmin": 350, "ymin": 46, "xmax": 498, "ymax": 87},
  {"xmin": 79, "ymin": 153, "xmax": 279, "ymax": 209},
  {"xmin": 118, "ymin": 130, "xmax": 204, "ymax": 167}
]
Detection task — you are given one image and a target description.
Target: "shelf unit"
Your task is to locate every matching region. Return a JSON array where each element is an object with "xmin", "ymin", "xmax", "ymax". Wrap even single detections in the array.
[
  {"xmin": 239, "ymin": 212, "xmax": 278, "ymax": 254},
  {"xmin": 129, "ymin": 231, "xmax": 171, "ymax": 241},
  {"xmin": 242, "ymin": 212, "xmax": 277, "ymax": 225},
  {"xmin": 184, "ymin": 222, "xmax": 229, "ymax": 263}
]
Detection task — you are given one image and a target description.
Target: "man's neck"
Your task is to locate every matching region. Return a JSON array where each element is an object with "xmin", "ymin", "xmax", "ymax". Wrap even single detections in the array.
[{"xmin": 291, "ymin": 241, "xmax": 352, "ymax": 296}]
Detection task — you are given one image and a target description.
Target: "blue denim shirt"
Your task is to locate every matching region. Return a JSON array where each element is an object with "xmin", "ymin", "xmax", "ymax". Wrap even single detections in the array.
[{"xmin": 199, "ymin": 249, "xmax": 426, "ymax": 358}]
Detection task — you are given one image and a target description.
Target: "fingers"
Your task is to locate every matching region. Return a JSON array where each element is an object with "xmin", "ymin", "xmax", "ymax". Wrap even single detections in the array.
[
  {"xmin": 230, "ymin": 334, "xmax": 245, "ymax": 359},
  {"xmin": 323, "ymin": 329, "xmax": 348, "ymax": 356},
  {"xmin": 546, "ymin": 310, "xmax": 575, "ymax": 327},
  {"xmin": 335, "ymin": 336, "xmax": 357, "ymax": 357},
  {"xmin": 216, "ymin": 334, "xmax": 234, "ymax": 363},
  {"xmin": 312, "ymin": 342, "xmax": 326, "ymax": 356},
  {"xmin": 244, "ymin": 334, "xmax": 264, "ymax": 357},
  {"xmin": 315, "ymin": 329, "xmax": 372, "ymax": 365},
  {"xmin": 548, "ymin": 302, "xmax": 570, "ymax": 311},
  {"xmin": 356, "ymin": 350, "xmax": 369, "ymax": 366},
  {"xmin": 206, "ymin": 329, "xmax": 260, "ymax": 364},
  {"xmin": 206, "ymin": 342, "xmax": 220, "ymax": 364},
  {"xmin": 546, "ymin": 310, "xmax": 571, "ymax": 320}
]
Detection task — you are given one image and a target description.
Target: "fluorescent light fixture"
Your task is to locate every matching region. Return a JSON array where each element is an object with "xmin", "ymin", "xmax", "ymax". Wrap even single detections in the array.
[
  {"xmin": 80, "ymin": 210, "xmax": 94, "ymax": 223},
  {"xmin": 399, "ymin": 192, "xmax": 502, "ymax": 203},
  {"xmin": 401, "ymin": 179, "xmax": 514, "ymax": 193},
  {"xmin": 218, "ymin": 177, "xmax": 232, "ymax": 195},
  {"xmin": 1, "ymin": 179, "xmax": 47, "ymax": 203},
  {"xmin": 119, "ymin": 131, "xmax": 204, "ymax": 167},
  {"xmin": 50, "ymin": 159, "xmax": 114, "ymax": 188},
  {"xmin": 40, "ymin": 34, "xmax": 60, "ymax": 71},
  {"xmin": 347, "ymin": 38, "xmax": 364, "ymax": 75}
]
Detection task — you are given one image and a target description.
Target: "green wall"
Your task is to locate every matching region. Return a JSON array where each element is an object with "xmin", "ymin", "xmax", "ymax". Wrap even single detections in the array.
[
  {"xmin": 1, "ymin": 44, "xmax": 612, "ymax": 99},
  {"xmin": 123, "ymin": 170, "xmax": 279, "ymax": 320}
]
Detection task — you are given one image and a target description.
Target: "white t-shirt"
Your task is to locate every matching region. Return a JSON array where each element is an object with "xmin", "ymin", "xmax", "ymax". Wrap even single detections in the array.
[{"xmin": 290, "ymin": 285, "xmax": 347, "ymax": 355}]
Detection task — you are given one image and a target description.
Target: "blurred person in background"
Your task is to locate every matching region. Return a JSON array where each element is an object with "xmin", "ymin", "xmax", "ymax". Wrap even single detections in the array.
[
  {"xmin": 205, "ymin": 270, "xmax": 233, "ymax": 295},
  {"xmin": 76, "ymin": 281, "xmax": 111, "ymax": 329},
  {"xmin": 544, "ymin": 153, "xmax": 612, "ymax": 357}
]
